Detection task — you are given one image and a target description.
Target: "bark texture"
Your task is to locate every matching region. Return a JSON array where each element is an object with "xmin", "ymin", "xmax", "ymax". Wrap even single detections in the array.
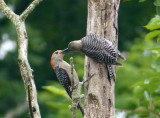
[
  {"xmin": 0, "ymin": 0, "xmax": 42, "ymax": 118},
  {"xmin": 84, "ymin": 0, "xmax": 120, "ymax": 118}
]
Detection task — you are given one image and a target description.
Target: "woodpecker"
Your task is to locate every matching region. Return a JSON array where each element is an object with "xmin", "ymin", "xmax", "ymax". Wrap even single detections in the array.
[
  {"xmin": 50, "ymin": 50, "xmax": 84, "ymax": 115},
  {"xmin": 61, "ymin": 34, "xmax": 126, "ymax": 82}
]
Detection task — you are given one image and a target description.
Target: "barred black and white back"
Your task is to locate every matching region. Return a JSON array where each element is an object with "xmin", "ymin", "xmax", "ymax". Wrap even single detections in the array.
[
  {"xmin": 81, "ymin": 34, "xmax": 125, "ymax": 65},
  {"xmin": 55, "ymin": 66, "xmax": 72, "ymax": 97},
  {"xmin": 54, "ymin": 66, "xmax": 84, "ymax": 115},
  {"xmin": 80, "ymin": 34, "xmax": 125, "ymax": 83}
]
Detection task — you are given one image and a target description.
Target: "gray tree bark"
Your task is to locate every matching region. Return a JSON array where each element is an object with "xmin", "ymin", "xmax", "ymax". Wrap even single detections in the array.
[
  {"xmin": 84, "ymin": 0, "xmax": 120, "ymax": 118},
  {"xmin": 0, "ymin": 0, "xmax": 42, "ymax": 117}
]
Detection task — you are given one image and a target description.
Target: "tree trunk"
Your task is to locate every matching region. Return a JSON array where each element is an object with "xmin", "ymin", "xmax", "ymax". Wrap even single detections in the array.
[{"xmin": 84, "ymin": 0, "xmax": 120, "ymax": 118}]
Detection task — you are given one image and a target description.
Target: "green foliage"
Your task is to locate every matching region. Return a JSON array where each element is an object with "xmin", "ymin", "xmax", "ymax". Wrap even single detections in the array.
[
  {"xmin": 145, "ymin": 30, "xmax": 160, "ymax": 40},
  {"xmin": 145, "ymin": 0, "xmax": 160, "ymax": 41},
  {"xmin": 119, "ymin": 0, "xmax": 155, "ymax": 50},
  {"xmin": 38, "ymin": 82, "xmax": 82, "ymax": 118},
  {"xmin": 0, "ymin": 0, "xmax": 159, "ymax": 118},
  {"xmin": 139, "ymin": 0, "xmax": 147, "ymax": 2},
  {"xmin": 115, "ymin": 1, "xmax": 160, "ymax": 117},
  {"xmin": 43, "ymin": 85, "xmax": 67, "ymax": 96},
  {"xmin": 0, "ymin": 77, "xmax": 26, "ymax": 117},
  {"xmin": 145, "ymin": 15, "xmax": 160, "ymax": 30},
  {"xmin": 116, "ymin": 39, "xmax": 160, "ymax": 117},
  {"xmin": 154, "ymin": 0, "xmax": 160, "ymax": 6}
]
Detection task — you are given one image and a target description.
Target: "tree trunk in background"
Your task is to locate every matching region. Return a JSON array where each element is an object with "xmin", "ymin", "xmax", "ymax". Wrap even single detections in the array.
[{"xmin": 84, "ymin": 0, "xmax": 120, "ymax": 118}]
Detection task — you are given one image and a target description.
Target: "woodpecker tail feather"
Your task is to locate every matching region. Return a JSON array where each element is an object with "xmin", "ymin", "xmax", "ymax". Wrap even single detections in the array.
[
  {"xmin": 77, "ymin": 103, "xmax": 84, "ymax": 116},
  {"xmin": 118, "ymin": 52, "xmax": 126, "ymax": 60},
  {"xmin": 115, "ymin": 61, "xmax": 123, "ymax": 66},
  {"xmin": 106, "ymin": 65, "xmax": 115, "ymax": 83}
]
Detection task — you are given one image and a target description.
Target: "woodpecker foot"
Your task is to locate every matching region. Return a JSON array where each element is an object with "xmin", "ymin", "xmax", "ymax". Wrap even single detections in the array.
[
  {"xmin": 70, "ymin": 84, "xmax": 78, "ymax": 92},
  {"xmin": 73, "ymin": 94, "xmax": 84, "ymax": 100},
  {"xmin": 69, "ymin": 105, "xmax": 76, "ymax": 112},
  {"xmin": 68, "ymin": 102, "xmax": 78, "ymax": 111}
]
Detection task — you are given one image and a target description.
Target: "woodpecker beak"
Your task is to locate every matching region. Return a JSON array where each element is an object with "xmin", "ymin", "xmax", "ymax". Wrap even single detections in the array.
[{"xmin": 61, "ymin": 48, "xmax": 70, "ymax": 54}]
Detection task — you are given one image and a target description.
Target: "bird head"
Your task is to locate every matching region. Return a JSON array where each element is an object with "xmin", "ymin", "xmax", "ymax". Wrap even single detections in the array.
[
  {"xmin": 50, "ymin": 50, "xmax": 64, "ymax": 68},
  {"xmin": 61, "ymin": 40, "xmax": 82, "ymax": 54}
]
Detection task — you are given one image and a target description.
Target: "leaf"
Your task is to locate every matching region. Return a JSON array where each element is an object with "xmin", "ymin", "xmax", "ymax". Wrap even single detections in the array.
[
  {"xmin": 155, "ymin": 57, "xmax": 160, "ymax": 65},
  {"xmin": 139, "ymin": 0, "xmax": 146, "ymax": 2},
  {"xmin": 46, "ymin": 101, "xmax": 69, "ymax": 109},
  {"xmin": 135, "ymin": 106, "xmax": 147, "ymax": 111},
  {"xmin": 43, "ymin": 86, "xmax": 67, "ymax": 96},
  {"xmin": 154, "ymin": 0, "xmax": 160, "ymax": 6},
  {"xmin": 145, "ymin": 30, "xmax": 160, "ymax": 40},
  {"xmin": 131, "ymin": 82, "xmax": 145, "ymax": 88},
  {"xmin": 145, "ymin": 15, "xmax": 160, "ymax": 30},
  {"xmin": 133, "ymin": 86, "xmax": 145, "ymax": 99},
  {"xmin": 153, "ymin": 97, "xmax": 160, "ymax": 104},
  {"xmin": 147, "ymin": 47, "xmax": 160, "ymax": 51}
]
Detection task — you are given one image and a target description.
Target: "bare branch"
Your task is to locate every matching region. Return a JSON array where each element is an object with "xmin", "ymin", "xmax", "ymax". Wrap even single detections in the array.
[
  {"xmin": 69, "ymin": 57, "xmax": 84, "ymax": 117},
  {"xmin": 70, "ymin": 57, "xmax": 74, "ymax": 87},
  {"xmin": 0, "ymin": 0, "xmax": 42, "ymax": 117},
  {"xmin": 20, "ymin": 0, "xmax": 43, "ymax": 21},
  {"xmin": 70, "ymin": 57, "xmax": 77, "ymax": 118},
  {"xmin": 0, "ymin": 0, "xmax": 18, "ymax": 24}
]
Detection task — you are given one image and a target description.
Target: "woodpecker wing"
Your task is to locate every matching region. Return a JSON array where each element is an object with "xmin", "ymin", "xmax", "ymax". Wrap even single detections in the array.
[
  {"xmin": 81, "ymin": 34, "xmax": 120, "ymax": 65},
  {"xmin": 102, "ymin": 39, "xmax": 118, "ymax": 58},
  {"xmin": 54, "ymin": 66, "xmax": 72, "ymax": 98},
  {"xmin": 81, "ymin": 35, "xmax": 105, "ymax": 61}
]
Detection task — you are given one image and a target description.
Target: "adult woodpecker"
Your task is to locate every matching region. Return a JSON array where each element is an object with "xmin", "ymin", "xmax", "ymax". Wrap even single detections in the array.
[
  {"xmin": 61, "ymin": 34, "xmax": 126, "ymax": 82},
  {"xmin": 50, "ymin": 50, "xmax": 84, "ymax": 115}
]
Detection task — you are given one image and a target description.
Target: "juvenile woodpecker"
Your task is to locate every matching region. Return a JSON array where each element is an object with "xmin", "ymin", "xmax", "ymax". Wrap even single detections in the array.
[
  {"xmin": 61, "ymin": 34, "xmax": 126, "ymax": 82},
  {"xmin": 50, "ymin": 50, "xmax": 84, "ymax": 115}
]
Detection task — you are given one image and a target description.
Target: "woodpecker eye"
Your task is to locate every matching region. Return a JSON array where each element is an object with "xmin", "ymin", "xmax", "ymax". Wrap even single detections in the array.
[{"xmin": 55, "ymin": 52, "xmax": 58, "ymax": 54}]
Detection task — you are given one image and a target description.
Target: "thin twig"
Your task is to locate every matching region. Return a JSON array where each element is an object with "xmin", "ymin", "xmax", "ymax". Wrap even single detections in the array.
[
  {"xmin": 83, "ymin": 73, "xmax": 95, "ymax": 85},
  {"xmin": 20, "ymin": 0, "xmax": 43, "ymax": 21}
]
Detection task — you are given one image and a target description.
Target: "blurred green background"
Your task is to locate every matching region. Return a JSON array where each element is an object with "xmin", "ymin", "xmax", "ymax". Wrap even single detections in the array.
[{"xmin": 0, "ymin": 0, "xmax": 160, "ymax": 118}]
